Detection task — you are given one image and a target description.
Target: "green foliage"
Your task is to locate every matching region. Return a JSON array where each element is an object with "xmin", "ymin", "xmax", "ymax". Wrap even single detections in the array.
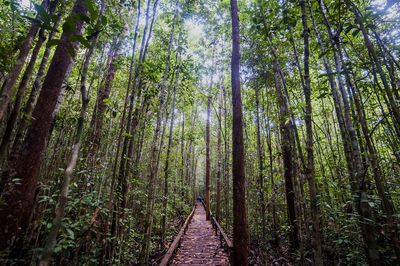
[{"xmin": 1, "ymin": 0, "xmax": 399, "ymax": 265}]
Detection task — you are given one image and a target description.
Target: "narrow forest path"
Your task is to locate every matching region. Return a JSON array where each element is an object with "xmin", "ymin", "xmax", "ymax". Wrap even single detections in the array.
[{"xmin": 170, "ymin": 203, "xmax": 230, "ymax": 265}]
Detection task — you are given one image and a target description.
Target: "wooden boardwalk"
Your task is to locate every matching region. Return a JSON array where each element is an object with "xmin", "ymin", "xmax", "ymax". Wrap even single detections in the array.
[{"xmin": 170, "ymin": 203, "xmax": 230, "ymax": 266}]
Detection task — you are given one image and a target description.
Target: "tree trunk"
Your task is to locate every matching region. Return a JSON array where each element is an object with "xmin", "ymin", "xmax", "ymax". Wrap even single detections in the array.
[
  {"xmin": 317, "ymin": 1, "xmax": 380, "ymax": 263},
  {"xmin": 39, "ymin": 31, "xmax": 94, "ymax": 262},
  {"xmin": 11, "ymin": 11, "xmax": 62, "ymax": 154},
  {"xmin": 300, "ymin": 0, "xmax": 323, "ymax": 263},
  {"xmin": 0, "ymin": 0, "xmax": 61, "ymax": 165},
  {"xmin": 161, "ymin": 70, "xmax": 178, "ymax": 243},
  {"xmin": 105, "ymin": 4, "xmax": 141, "ymax": 260},
  {"xmin": 0, "ymin": 0, "xmax": 88, "ymax": 251},
  {"xmin": 205, "ymin": 95, "xmax": 211, "ymax": 221},
  {"xmin": 273, "ymin": 58, "xmax": 299, "ymax": 250},
  {"xmin": 264, "ymin": 97, "xmax": 279, "ymax": 246},
  {"xmin": 350, "ymin": 3, "xmax": 400, "ymax": 128},
  {"xmin": 216, "ymin": 86, "xmax": 222, "ymax": 222},
  {"xmin": 180, "ymin": 113, "xmax": 185, "ymax": 205},
  {"xmin": 254, "ymin": 83, "xmax": 266, "ymax": 241},
  {"xmin": 223, "ymin": 83, "xmax": 231, "ymax": 231},
  {"xmin": 230, "ymin": 0, "xmax": 249, "ymax": 264},
  {"xmin": 87, "ymin": 37, "xmax": 121, "ymax": 163},
  {"xmin": 0, "ymin": 29, "xmax": 46, "ymax": 165},
  {"xmin": 0, "ymin": 0, "xmax": 50, "ymax": 122},
  {"xmin": 140, "ymin": 2, "xmax": 178, "ymax": 263}
]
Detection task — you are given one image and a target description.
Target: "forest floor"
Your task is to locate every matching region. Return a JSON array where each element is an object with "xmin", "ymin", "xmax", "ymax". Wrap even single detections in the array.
[{"xmin": 170, "ymin": 203, "xmax": 230, "ymax": 265}]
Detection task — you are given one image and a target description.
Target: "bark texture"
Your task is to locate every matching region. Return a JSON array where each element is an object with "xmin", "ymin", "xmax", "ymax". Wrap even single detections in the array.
[
  {"xmin": 230, "ymin": 0, "xmax": 249, "ymax": 264},
  {"xmin": 0, "ymin": 0, "xmax": 88, "ymax": 251}
]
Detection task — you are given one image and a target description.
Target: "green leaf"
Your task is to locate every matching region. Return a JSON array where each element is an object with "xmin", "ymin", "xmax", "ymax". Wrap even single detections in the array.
[
  {"xmin": 318, "ymin": 49, "xmax": 330, "ymax": 59},
  {"xmin": 34, "ymin": 3, "xmax": 50, "ymax": 23},
  {"xmin": 352, "ymin": 29, "xmax": 361, "ymax": 37},
  {"xmin": 70, "ymin": 35, "xmax": 91, "ymax": 48},
  {"xmin": 344, "ymin": 24, "xmax": 354, "ymax": 35},
  {"xmin": 103, "ymin": 98, "xmax": 111, "ymax": 105},
  {"xmin": 318, "ymin": 72, "xmax": 339, "ymax": 78},
  {"xmin": 40, "ymin": 23, "xmax": 59, "ymax": 32},
  {"xmin": 122, "ymin": 132, "xmax": 133, "ymax": 139},
  {"xmin": 63, "ymin": 17, "xmax": 76, "ymax": 33},
  {"xmin": 101, "ymin": 15, "xmax": 107, "ymax": 26},
  {"xmin": 317, "ymin": 92, "xmax": 330, "ymax": 99},
  {"xmin": 46, "ymin": 38, "xmax": 59, "ymax": 47},
  {"xmin": 77, "ymin": 13, "xmax": 91, "ymax": 24},
  {"xmin": 85, "ymin": 0, "xmax": 99, "ymax": 21},
  {"xmin": 66, "ymin": 228, "xmax": 75, "ymax": 239}
]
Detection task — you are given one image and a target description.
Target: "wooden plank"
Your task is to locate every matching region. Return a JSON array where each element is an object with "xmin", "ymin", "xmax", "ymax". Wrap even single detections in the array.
[
  {"xmin": 212, "ymin": 216, "xmax": 233, "ymax": 248},
  {"xmin": 159, "ymin": 206, "xmax": 196, "ymax": 266},
  {"xmin": 200, "ymin": 199, "xmax": 233, "ymax": 250}
]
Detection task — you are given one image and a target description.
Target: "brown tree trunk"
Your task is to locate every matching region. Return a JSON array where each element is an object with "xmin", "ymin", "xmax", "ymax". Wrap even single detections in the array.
[
  {"xmin": 254, "ymin": 83, "xmax": 266, "ymax": 241},
  {"xmin": 105, "ymin": 4, "xmax": 141, "ymax": 260},
  {"xmin": 317, "ymin": 1, "xmax": 380, "ymax": 263},
  {"xmin": 180, "ymin": 113, "xmax": 185, "ymax": 205},
  {"xmin": 216, "ymin": 86, "xmax": 222, "ymax": 222},
  {"xmin": 87, "ymin": 38, "xmax": 120, "ymax": 162},
  {"xmin": 0, "ymin": 29, "xmax": 46, "ymax": 165},
  {"xmin": 0, "ymin": 0, "xmax": 50, "ymax": 122},
  {"xmin": 39, "ymin": 21, "xmax": 96, "ymax": 260},
  {"xmin": 139, "ymin": 2, "xmax": 178, "ymax": 263},
  {"xmin": 230, "ymin": 0, "xmax": 249, "ymax": 264},
  {"xmin": 161, "ymin": 70, "xmax": 178, "ymax": 243},
  {"xmin": 0, "ymin": 0, "xmax": 61, "ymax": 165},
  {"xmin": 0, "ymin": 0, "xmax": 88, "ymax": 251},
  {"xmin": 350, "ymin": 3, "xmax": 400, "ymax": 128},
  {"xmin": 11, "ymin": 11, "xmax": 62, "ymax": 154},
  {"xmin": 205, "ymin": 95, "xmax": 211, "ymax": 221},
  {"xmin": 264, "ymin": 97, "xmax": 279, "ymax": 246},
  {"xmin": 300, "ymin": 0, "xmax": 323, "ymax": 263},
  {"xmin": 273, "ymin": 58, "xmax": 299, "ymax": 250},
  {"xmin": 223, "ymin": 83, "xmax": 231, "ymax": 231}
]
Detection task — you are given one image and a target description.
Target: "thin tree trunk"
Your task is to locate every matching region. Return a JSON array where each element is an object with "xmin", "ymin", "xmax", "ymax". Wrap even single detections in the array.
[
  {"xmin": 39, "ymin": 8, "xmax": 104, "ymax": 261},
  {"xmin": 254, "ymin": 83, "xmax": 266, "ymax": 241},
  {"xmin": 300, "ymin": 0, "xmax": 322, "ymax": 263},
  {"xmin": 180, "ymin": 113, "xmax": 185, "ymax": 205},
  {"xmin": 273, "ymin": 57, "xmax": 299, "ymax": 250},
  {"xmin": 140, "ymin": 2, "xmax": 178, "ymax": 263},
  {"xmin": 185, "ymin": 104, "xmax": 196, "ymax": 204},
  {"xmin": 118, "ymin": 0, "xmax": 149, "ymax": 185},
  {"xmin": 350, "ymin": 3, "xmax": 400, "ymax": 127},
  {"xmin": 0, "ymin": 0, "xmax": 50, "ymax": 122},
  {"xmin": 317, "ymin": 1, "xmax": 380, "ymax": 263},
  {"xmin": 39, "ymin": 37, "xmax": 93, "ymax": 264},
  {"xmin": 0, "ymin": 29, "xmax": 46, "ymax": 165},
  {"xmin": 205, "ymin": 95, "xmax": 211, "ymax": 221},
  {"xmin": 216, "ymin": 86, "xmax": 222, "ymax": 222},
  {"xmin": 223, "ymin": 83, "xmax": 231, "ymax": 231},
  {"xmin": 87, "ymin": 37, "xmax": 121, "ymax": 162},
  {"xmin": 161, "ymin": 70, "xmax": 178, "ymax": 243},
  {"xmin": 105, "ymin": 3, "xmax": 141, "ymax": 261},
  {"xmin": 264, "ymin": 97, "xmax": 278, "ymax": 246}
]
